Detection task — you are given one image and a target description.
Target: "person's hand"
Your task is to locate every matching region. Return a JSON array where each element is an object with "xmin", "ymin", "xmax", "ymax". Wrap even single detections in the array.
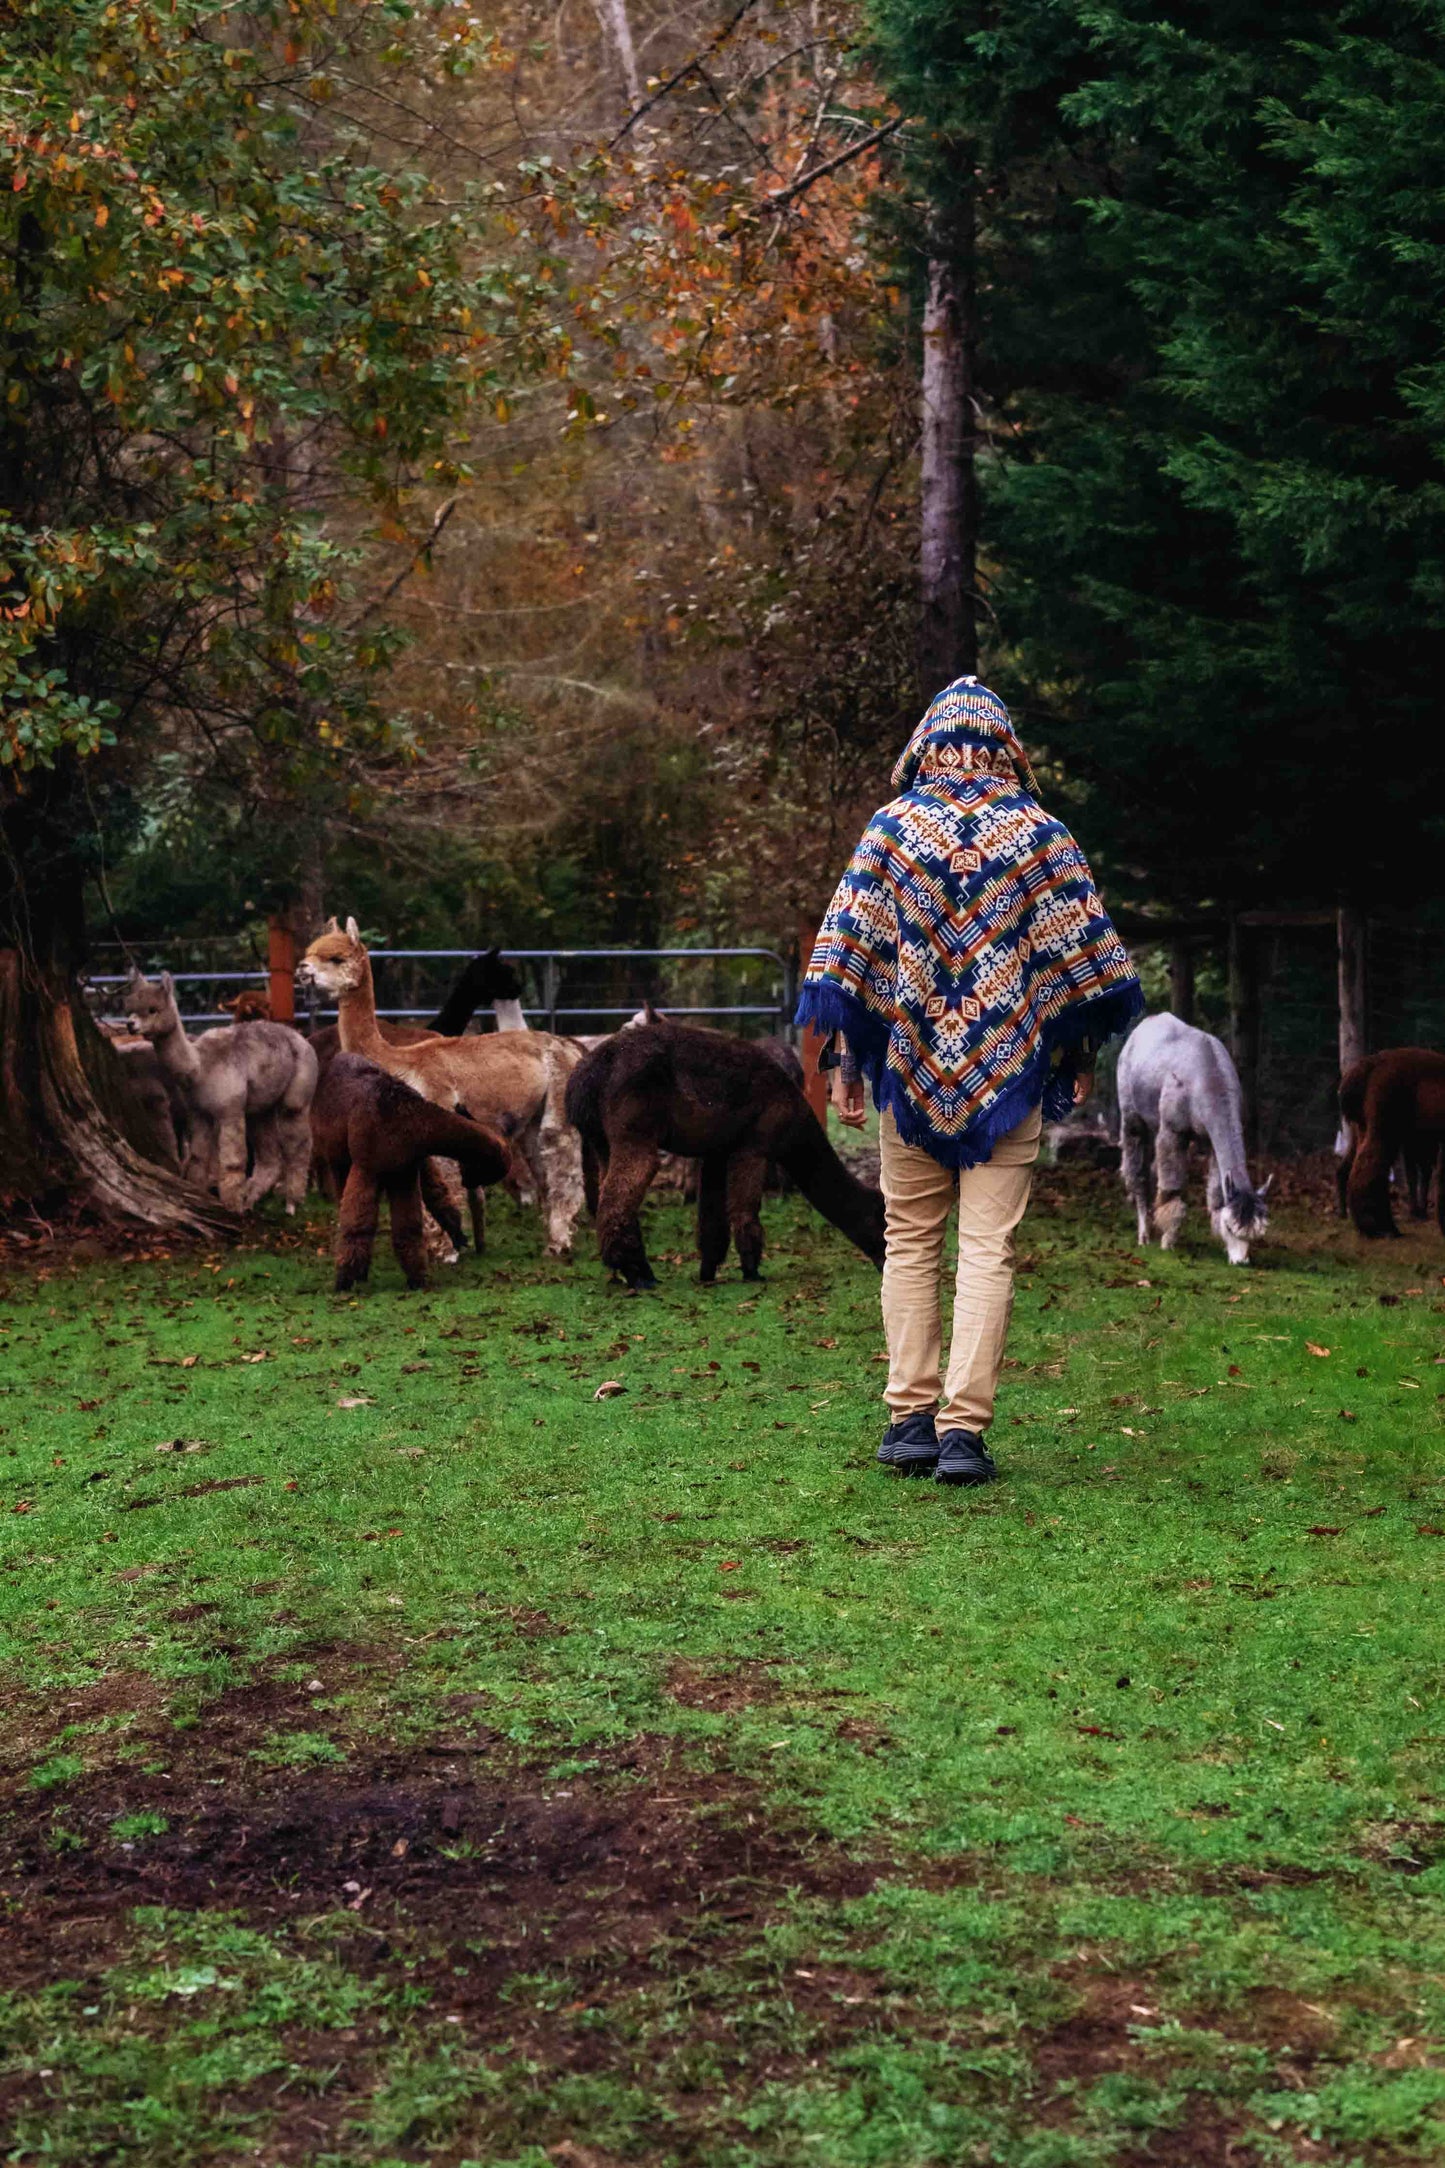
[
  {"xmin": 836, "ymin": 1077, "xmax": 868, "ymax": 1129},
  {"xmin": 1073, "ymin": 1063, "xmax": 1095, "ymax": 1109}
]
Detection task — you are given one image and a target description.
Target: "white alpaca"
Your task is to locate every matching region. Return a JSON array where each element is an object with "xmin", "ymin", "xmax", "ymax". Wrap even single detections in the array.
[{"xmin": 1116, "ymin": 1013, "xmax": 1271, "ymax": 1265}]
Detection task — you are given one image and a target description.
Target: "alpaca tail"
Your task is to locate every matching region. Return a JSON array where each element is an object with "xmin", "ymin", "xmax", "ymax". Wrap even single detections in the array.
[
  {"xmin": 564, "ymin": 1045, "xmax": 608, "ymax": 1149},
  {"xmin": 417, "ymin": 1101, "xmax": 511, "ymax": 1188},
  {"xmin": 777, "ymin": 1110, "xmax": 887, "ymax": 1267}
]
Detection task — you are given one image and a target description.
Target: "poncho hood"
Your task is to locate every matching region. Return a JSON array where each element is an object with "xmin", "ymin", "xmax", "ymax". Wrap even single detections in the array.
[{"xmin": 796, "ymin": 676, "xmax": 1142, "ymax": 1168}]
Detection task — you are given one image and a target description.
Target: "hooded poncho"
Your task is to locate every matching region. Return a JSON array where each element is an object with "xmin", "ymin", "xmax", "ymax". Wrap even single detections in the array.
[{"xmin": 795, "ymin": 677, "xmax": 1143, "ymax": 1168}]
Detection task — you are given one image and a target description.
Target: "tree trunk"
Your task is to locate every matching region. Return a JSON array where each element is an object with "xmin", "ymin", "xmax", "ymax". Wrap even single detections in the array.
[
  {"xmin": 918, "ymin": 187, "xmax": 978, "ymax": 700},
  {"xmin": 1227, "ymin": 915, "xmax": 1261, "ymax": 1154},
  {"xmin": 1337, "ymin": 903, "xmax": 1367, "ymax": 1075},
  {"xmin": 1169, "ymin": 940, "xmax": 1195, "ymax": 1025},
  {"xmin": 592, "ymin": 0, "xmax": 642, "ymax": 113},
  {"xmin": 0, "ymin": 949, "xmax": 236, "ymax": 1235}
]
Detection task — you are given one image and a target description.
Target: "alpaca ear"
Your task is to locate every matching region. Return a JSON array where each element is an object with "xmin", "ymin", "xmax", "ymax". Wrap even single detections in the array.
[
  {"xmin": 323, "ymin": 915, "xmax": 339, "ymax": 935},
  {"xmin": 345, "ymin": 915, "xmax": 361, "ymax": 940},
  {"xmin": 160, "ymin": 970, "xmax": 174, "ymax": 997},
  {"xmin": 1259, "ymin": 1173, "xmax": 1274, "ymax": 1198},
  {"xmin": 643, "ymin": 1000, "xmax": 661, "ymax": 1025}
]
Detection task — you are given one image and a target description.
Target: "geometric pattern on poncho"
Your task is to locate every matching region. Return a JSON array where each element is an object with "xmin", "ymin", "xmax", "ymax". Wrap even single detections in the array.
[{"xmin": 796, "ymin": 677, "xmax": 1143, "ymax": 1169}]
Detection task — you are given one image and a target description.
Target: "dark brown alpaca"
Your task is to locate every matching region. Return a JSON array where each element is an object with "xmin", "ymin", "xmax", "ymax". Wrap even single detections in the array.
[
  {"xmin": 311, "ymin": 1054, "xmax": 511, "ymax": 1290},
  {"xmin": 565, "ymin": 1019, "xmax": 886, "ymax": 1289},
  {"xmin": 1338, "ymin": 1048, "xmax": 1445, "ymax": 1237}
]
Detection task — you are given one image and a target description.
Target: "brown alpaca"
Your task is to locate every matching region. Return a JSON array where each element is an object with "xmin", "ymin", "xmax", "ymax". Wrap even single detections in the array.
[
  {"xmin": 1338, "ymin": 1048, "xmax": 1445, "ymax": 1237},
  {"xmin": 311, "ymin": 1054, "xmax": 510, "ymax": 1290},
  {"xmin": 297, "ymin": 919, "xmax": 585, "ymax": 1255},
  {"xmin": 565, "ymin": 1018, "xmax": 886, "ymax": 1289},
  {"xmin": 220, "ymin": 988, "xmax": 272, "ymax": 1022}
]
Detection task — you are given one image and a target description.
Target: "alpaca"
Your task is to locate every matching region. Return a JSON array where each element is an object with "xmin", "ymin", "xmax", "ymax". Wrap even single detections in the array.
[
  {"xmin": 311, "ymin": 1054, "xmax": 510, "ymax": 1290},
  {"xmin": 220, "ymin": 988, "xmax": 272, "ymax": 1022},
  {"xmin": 1337, "ymin": 1048, "xmax": 1445, "ymax": 1238},
  {"xmin": 1116, "ymin": 1013, "xmax": 1271, "ymax": 1265},
  {"xmin": 297, "ymin": 919, "xmax": 585, "ymax": 1256},
  {"xmin": 125, "ymin": 971, "xmax": 318, "ymax": 1211},
  {"xmin": 309, "ymin": 946, "xmax": 527, "ymax": 1072},
  {"xmin": 565, "ymin": 1017, "xmax": 887, "ymax": 1290}
]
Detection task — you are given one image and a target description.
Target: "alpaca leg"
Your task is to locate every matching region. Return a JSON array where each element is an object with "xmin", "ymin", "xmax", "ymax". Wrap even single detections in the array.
[
  {"xmin": 214, "ymin": 1111, "xmax": 249, "ymax": 1211},
  {"xmin": 697, "ymin": 1153, "xmax": 731, "ymax": 1283},
  {"xmin": 538, "ymin": 1125, "xmax": 586, "ymax": 1259},
  {"xmin": 182, "ymin": 1114, "xmax": 217, "ymax": 1193},
  {"xmin": 597, "ymin": 1141, "xmax": 662, "ymax": 1289},
  {"xmin": 276, "ymin": 1107, "xmax": 312, "ymax": 1215},
  {"xmin": 385, "ymin": 1174, "xmax": 428, "ymax": 1290},
  {"xmin": 726, "ymin": 1148, "xmax": 769, "ymax": 1281},
  {"xmin": 335, "ymin": 1166, "xmax": 380, "ymax": 1290},
  {"xmin": 241, "ymin": 1113, "xmax": 283, "ymax": 1210},
  {"xmin": 1120, "ymin": 1117, "xmax": 1154, "ymax": 1244},
  {"xmin": 419, "ymin": 1158, "xmax": 465, "ymax": 1256},
  {"xmin": 537, "ymin": 1045, "xmax": 585, "ymax": 1258},
  {"xmin": 1152, "ymin": 1119, "xmax": 1189, "ymax": 1251},
  {"xmin": 582, "ymin": 1137, "xmax": 605, "ymax": 1219},
  {"xmin": 1336, "ymin": 1128, "xmax": 1356, "ymax": 1218},
  {"xmin": 1407, "ymin": 1141, "xmax": 1431, "ymax": 1220},
  {"xmin": 467, "ymin": 1185, "xmax": 487, "ymax": 1255},
  {"xmin": 1349, "ymin": 1126, "xmax": 1401, "ymax": 1237}
]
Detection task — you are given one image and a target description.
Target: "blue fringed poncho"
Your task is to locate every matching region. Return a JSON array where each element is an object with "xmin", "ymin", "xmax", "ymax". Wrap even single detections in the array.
[{"xmin": 796, "ymin": 677, "xmax": 1143, "ymax": 1169}]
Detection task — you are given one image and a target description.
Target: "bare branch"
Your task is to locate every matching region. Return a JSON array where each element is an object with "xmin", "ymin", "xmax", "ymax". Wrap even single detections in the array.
[{"xmin": 763, "ymin": 116, "xmax": 903, "ymax": 209}]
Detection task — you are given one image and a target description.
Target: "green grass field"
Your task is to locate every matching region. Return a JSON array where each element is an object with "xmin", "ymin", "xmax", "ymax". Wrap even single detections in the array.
[{"xmin": 3, "ymin": 1158, "xmax": 1445, "ymax": 2166}]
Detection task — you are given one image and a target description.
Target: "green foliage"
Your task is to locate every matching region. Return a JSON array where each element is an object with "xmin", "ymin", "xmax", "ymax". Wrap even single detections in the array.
[
  {"xmin": 869, "ymin": 0, "xmax": 1445, "ymax": 908},
  {"xmin": 0, "ymin": 0, "xmax": 551, "ymax": 933}
]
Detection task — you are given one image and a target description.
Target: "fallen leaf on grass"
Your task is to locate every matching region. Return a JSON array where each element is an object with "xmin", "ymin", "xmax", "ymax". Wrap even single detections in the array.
[
  {"xmin": 154, "ymin": 1438, "xmax": 208, "ymax": 1454},
  {"xmin": 149, "ymin": 1354, "xmax": 200, "ymax": 1369},
  {"xmin": 336, "ymin": 1395, "xmax": 374, "ymax": 1410},
  {"xmin": 1307, "ymin": 1526, "xmax": 1343, "ymax": 1537},
  {"xmin": 593, "ymin": 1380, "xmax": 626, "ymax": 1399},
  {"xmin": 719, "ymin": 1561, "xmax": 742, "ymax": 1572},
  {"xmin": 1339, "ymin": 1410, "xmax": 1358, "ymax": 1423},
  {"xmin": 1417, "ymin": 1525, "xmax": 1445, "ymax": 1538},
  {"xmin": 1306, "ymin": 1342, "xmax": 1331, "ymax": 1358},
  {"xmin": 239, "ymin": 1351, "xmax": 269, "ymax": 1364}
]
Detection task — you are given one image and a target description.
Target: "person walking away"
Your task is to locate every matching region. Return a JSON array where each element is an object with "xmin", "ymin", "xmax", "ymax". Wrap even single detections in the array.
[{"xmin": 796, "ymin": 677, "xmax": 1142, "ymax": 1485}]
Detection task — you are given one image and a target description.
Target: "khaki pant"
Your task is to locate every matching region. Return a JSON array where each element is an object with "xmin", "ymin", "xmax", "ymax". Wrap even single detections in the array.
[{"xmin": 879, "ymin": 1103, "xmax": 1042, "ymax": 1435}]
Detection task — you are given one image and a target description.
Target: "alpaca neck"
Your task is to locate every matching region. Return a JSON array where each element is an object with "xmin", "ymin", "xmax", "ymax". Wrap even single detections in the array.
[
  {"xmin": 778, "ymin": 1115, "xmax": 883, "ymax": 1251},
  {"xmin": 336, "ymin": 954, "xmax": 387, "ymax": 1057},
  {"xmin": 150, "ymin": 1012, "xmax": 201, "ymax": 1084},
  {"xmin": 492, "ymin": 997, "xmax": 528, "ymax": 1033}
]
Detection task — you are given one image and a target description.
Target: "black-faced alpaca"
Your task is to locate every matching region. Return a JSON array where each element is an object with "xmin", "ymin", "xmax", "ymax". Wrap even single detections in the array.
[
  {"xmin": 565, "ymin": 1020, "xmax": 886, "ymax": 1289},
  {"xmin": 311, "ymin": 1054, "xmax": 511, "ymax": 1291},
  {"xmin": 1337, "ymin": 1048, "xmax": 1445, "ymax": 1238}
]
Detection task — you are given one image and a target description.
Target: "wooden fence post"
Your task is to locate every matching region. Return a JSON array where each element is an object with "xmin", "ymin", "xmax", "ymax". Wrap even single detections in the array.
[
  {"xmin": 1337, "ymin": 904, "xmax": 1367, "ymax": 1076},
  {"xmin": 1169, "ymin": 941, "xmax": 1195, "ymax": 1025},
  {"xmin": 267, "ymin": 918, "xmax": 296, "ymax": 1024}
]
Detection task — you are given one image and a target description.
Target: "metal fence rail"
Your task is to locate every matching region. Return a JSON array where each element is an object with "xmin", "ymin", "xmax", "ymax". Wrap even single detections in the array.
[{"xmin": 88, "ymin": 945, "xmax": 796, "ymax": 1035}]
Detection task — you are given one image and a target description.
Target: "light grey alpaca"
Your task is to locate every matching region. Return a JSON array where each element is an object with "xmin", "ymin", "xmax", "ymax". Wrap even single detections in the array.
[
  {"xmin": 1116, "ymin": 1013, "xmax": 1272, "ymax": 1265},
  {"xmin": 125, "ymin": 970, "xmax": 318, "ymax": 1213}
]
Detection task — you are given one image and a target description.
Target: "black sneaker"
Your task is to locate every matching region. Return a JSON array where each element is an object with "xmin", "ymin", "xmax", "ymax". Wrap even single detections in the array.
[
  {"xmin": 935, "ymin": 1429, "xmax": 998, "ymax": 1486},
  {"xmin": 876, "ymin": 1411, "xmax": 939, "ymax": 1476}
]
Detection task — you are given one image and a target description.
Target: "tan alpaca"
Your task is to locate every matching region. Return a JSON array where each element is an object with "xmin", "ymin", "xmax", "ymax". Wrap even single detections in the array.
[
  {"xmin": 126, "ymin": 970, "xmax": 318, "ymax": 1212},
  {"xmin": 297, "ymin": 919, "xmax": 585, "ymax": 1256}
]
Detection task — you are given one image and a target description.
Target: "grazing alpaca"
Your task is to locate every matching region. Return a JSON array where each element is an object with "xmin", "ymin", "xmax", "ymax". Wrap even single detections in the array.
[
  {"xmin": 126, "ymin": 971, "xmax": 318, "ymax": 1212},
  {"xmin": 565, "ymin": 1018, "xmax": 887, "ymax": 1289},
  {"xmin": 298, "ymin": 919, "xmax": 585, "ymax": 1256},
  {"xmin": 220, "ymin": 988, "xmax": 272, "ymax": 1022},
  {"xmin": 311, "ymin": 1054, "xmax": 510, "ymax": 1290},
  {"xmin": 1117, "ymin": 1013, "xmax": 1271, "ymax": 1265},
  {"xmin": 1337, "ymin": 1048, "xmax": 1445, "ymax": 1238}
]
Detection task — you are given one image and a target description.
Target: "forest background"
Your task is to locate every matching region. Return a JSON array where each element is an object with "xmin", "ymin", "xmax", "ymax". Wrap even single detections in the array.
[{"xmin": 3, "ymin": 0, "xmax": 1445, "ymax": 1214}]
